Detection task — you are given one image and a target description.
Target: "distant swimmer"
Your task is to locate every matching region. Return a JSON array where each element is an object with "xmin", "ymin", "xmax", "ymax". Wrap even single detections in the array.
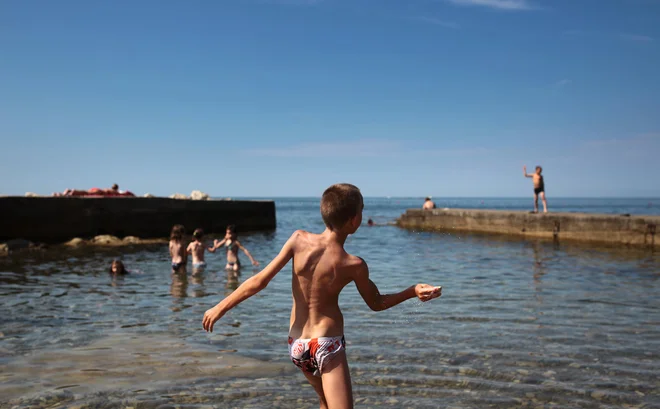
[
  {"xmin": 367, "ymin": 218, "xmax": 374, "ymax": 226},
  {"xmin": 423, "ymin": 197, "xmax": 436, "ymax": 210},
  {"xmin": 110, "ymin": 260, "xmax": 128, "ymax": 275},
  {"xmin": 523, "ymin": 165, "xmax": 548, "ymax": 213}
]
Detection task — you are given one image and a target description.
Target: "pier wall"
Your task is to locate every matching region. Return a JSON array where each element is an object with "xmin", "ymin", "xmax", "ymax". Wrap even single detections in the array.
[
  {"xmin": 397, "ymin": 209, "xmax": 659, "ymax": 250},
  {"xmin": 0, "ymin": 197, "xmax": 276, "ymax": 243}
]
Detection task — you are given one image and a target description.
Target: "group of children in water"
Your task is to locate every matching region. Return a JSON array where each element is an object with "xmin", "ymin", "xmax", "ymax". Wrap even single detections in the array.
[
  {"xmin": 108, "ymin": 224, "xmax": 259, "ymax": 277},
  {"xmin": 169, "ymin": 224, "xmax": 259, "ymax": 273}
]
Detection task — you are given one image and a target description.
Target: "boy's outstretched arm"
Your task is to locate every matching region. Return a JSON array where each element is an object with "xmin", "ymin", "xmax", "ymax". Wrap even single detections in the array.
[
  {"xmin": 237, "ymin": 241, "xmax": 259, "ymax": 266},
  {"xmin": 353, "ymin": 258, "xmax": 441, "ymax": 312},
  {"xmin": 202, "ymin": 231, "xmax": 299, "ymax": 332},
  {"xmin": 523, "ymin": 165, "xmax": 532, "ymax": 178}
]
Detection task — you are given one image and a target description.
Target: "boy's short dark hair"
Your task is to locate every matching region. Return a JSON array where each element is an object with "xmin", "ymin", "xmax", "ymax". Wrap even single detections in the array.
[
  {"xmin": 193, "ymin": 228, "xmax": 204, "ymax": 239},
  {"xmin": 536, "ymin": 166, "xmax": 542, "ymax": 172},
  {"xmin": 111, "ymin": 184, "xmax": 119, "ymax": 190},
  {"xmin": 321, "ymin": 184, "xmax": 363, "ymax": 230}
]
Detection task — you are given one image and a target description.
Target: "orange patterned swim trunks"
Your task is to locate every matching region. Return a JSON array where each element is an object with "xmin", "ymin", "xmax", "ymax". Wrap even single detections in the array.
[{"xmin": 288, "ymin": 335, "xmax": 346, "ymax": 376}]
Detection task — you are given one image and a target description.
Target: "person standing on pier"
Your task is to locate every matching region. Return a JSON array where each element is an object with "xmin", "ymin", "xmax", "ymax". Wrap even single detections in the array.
[
  {"xmin": 523, "ymin": 165, "xmax": 548, "ymax": 213},
  {"xmin": 423, "ymin": 197, "xmax": 436, "ymax": 210}
]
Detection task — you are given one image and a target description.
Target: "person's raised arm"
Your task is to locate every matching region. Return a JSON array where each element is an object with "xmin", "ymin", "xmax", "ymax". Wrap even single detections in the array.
[
  {"xmin": 237, "ymin": 241, "xmax": 259, "ymax": 266},
  {"xmin": 213, "ymin": 238, "xmax": 227, "ymax": 249},
  {"xmin": 202, "ymin": 231, "xmax": 299, "ymax": 332},
  {"xmin": 523, "ymin": 165, "xmax": 532, "ymax": 178},
  {"xmin": 352, "ymin": 258, "xmax": 441, "ymax": 312}
]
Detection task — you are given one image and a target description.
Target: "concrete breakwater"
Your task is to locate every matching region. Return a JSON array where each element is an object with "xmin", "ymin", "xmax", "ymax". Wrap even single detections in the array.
[
  {"xmin": 397, "ymin": 208, "xmax": 659, "ymax": 250},
  {"xmin": 0, "ymin": 197, "xmax": 276, "ymax": 243}
]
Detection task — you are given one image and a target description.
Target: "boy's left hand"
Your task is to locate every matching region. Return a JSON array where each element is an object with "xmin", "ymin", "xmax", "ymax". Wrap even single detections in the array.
[
  {"xmin": 202, "ymin": 306, "xmax": 225, "ymax": 332},
  {"xmin": 415, "ymin": 284, "xmax": 442, "ymax": 302},
  {"xmin": 252, "ymin": 260, "xmax": 260, "ymax": 266}
]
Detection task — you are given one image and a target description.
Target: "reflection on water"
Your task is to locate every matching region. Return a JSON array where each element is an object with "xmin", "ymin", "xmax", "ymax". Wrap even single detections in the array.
[{"xmin": 1, "ymin": 198, "xmax": 659, "ymax": 408}]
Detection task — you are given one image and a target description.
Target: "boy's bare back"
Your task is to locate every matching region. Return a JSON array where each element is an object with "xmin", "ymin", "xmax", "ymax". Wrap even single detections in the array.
[
  {"xmin": 170, "ymin": 241, "xmax": 185, "ymax": 263},
  {"xmin": 187, "ymin": 241, "xmax": 205, "ymax": 264},
  {"xmin": 289, "ymin": 230, "xmax": 362, "ymax": 339}
]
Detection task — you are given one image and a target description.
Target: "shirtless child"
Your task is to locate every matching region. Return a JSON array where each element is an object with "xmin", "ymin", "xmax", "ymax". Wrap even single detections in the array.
[
  {"xmin": 187, "ymin": 228, "xmax": 216, "ymax": 269},
  {"xmin": 169, "ymin": 224, "xmax": 187, "ymax": 272},
  {"xmin": 523, "ymin": 165, "xmax": 548, "ymax": 213},
  {"xmin": 202, "ymin": 183, "xmax": 442, "ymax": 409}
]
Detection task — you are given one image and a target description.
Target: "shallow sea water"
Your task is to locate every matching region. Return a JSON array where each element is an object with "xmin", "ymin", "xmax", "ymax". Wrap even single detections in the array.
[{"xmin": 1, "ymin": 198, "xmax": 659, "ymax": 408}]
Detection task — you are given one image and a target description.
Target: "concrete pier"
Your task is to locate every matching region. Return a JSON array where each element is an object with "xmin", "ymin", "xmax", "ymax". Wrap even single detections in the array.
[
  {"xmin": 0, "ymin": 197, "xmax": 276, "ymax": 243},
  {"xmin": 397, "ymin": 209, "xmax": 659, "ymax": 250}
]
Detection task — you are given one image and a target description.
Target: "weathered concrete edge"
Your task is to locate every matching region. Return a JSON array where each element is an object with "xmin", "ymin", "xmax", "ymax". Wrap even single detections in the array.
[
  {"xmin": 0, "ymin": 196, "xmax": 277, "ymax": 243},
  {"xmin": 396, "ymin": 208, "xmax": 659, "ymax": 250}
]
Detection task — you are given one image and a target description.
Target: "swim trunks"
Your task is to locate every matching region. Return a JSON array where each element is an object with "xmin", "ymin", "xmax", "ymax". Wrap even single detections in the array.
[
  {"xmin": 193, "ymin": 261, "xmax": 206, "ymax": 269},
  {"xmin": 227, "ymin": 260, "xmax": 241, "ymax": 269},
  {"xmin": 534, "ymin": 187, "xmax": 544, "ymax": 195},
  {"xmin": 288, "ymin": 335, "xmax": 346, "ymax": 376},
  {"xmin": 171, "ymin": 262, "xmax": 184, "ymax": 270}
]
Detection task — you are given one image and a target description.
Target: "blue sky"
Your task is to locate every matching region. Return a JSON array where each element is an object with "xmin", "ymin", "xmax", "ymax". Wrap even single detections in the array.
[{"xmin": 1, "ymin": 0, "xmax": 659, "ymax": 197}]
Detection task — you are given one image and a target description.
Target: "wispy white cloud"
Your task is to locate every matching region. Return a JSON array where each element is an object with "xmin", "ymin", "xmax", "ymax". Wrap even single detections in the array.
[
  {"xmin": 580, "ymin": 133, "xmax": 659, "ymax": 159},
  {"xmin": 563, "ymin": 30, "xmax": 654, "ymax": 44},
  {"xmin": 554, "ymin": 79, "xmax": 571, "ymax": 88},
  {"xmin": 412, "ymin": 16, "xmax": 461, "ymax": 29},
  {"xmin": 619, "ymin": 33, "xmax": 654, "ymax": 43},
  {"xmin": 446, "ymin": 0, "xmax": 534, "ymax": 11}
]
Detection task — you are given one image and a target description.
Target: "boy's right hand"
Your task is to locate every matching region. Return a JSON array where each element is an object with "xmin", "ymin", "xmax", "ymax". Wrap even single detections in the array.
[
  {"xmin": 415, "ymin": 284, "xmax": 442, "ymax": 302},
  {"xmin": 202, "ymin": 306, "xmax": 225, "ymax": 332}
]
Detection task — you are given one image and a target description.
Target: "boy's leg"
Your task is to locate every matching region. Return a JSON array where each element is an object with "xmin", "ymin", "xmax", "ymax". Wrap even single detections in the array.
[
  {"xmin": 533, "ymin": 193, "xmax": 539, "ymax": 213},
  {"xmin": 320, "ymin": 350, "xmax": 353, "ymax": 409},
  {"xmin": 540, "ymin": 192, "xmax": 548, "ymax": 213},
  {"xmin": 302, "ymin": 372, "xmax": 328, "ymax": 409}
]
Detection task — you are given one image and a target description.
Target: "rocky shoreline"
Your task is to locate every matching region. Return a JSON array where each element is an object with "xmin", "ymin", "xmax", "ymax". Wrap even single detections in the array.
[{"xmin": 0, "ymin": 235, "xmax": 168, "ymax": 256}]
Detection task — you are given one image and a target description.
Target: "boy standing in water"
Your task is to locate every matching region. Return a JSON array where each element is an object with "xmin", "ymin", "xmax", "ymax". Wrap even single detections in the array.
[
  {"xmin": 187, "ymin": 228, "xmax": 216, "ymax": 269},
  {"xmin": 524, "ymin": 165, "xmax": 548, "ymax": 213},
  {"xmin": 203, "ymin": 183, "xmax": 442, "ymax": 409}
]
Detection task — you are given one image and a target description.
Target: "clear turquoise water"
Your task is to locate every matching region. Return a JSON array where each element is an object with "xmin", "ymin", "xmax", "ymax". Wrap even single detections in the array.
[{"xmin": 1, "ymin": 198, "xmax": 659, "ymax": 408}]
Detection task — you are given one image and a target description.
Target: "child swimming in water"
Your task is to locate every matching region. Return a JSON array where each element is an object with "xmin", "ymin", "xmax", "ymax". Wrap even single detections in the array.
[
  {"xmin": 203, "ymin": 183, "xmax": 442, "ymax": 408},
  {"xmin": 109, "ymin": 260, "xmax": 128, "ymax": 275},
  {"xmin": 169, "ymin": 224, "xmax": 187, "ymax": 272},
  {"xmin": 210, "ymin": 225, "xmax": 259, "ymax": 271},
  {"xmin": 186, "ymin": 228, "xmax": 215, "ymax": 269}
]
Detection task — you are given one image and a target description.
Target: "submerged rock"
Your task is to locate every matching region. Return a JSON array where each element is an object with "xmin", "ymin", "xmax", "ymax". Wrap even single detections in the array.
[
  {"xmin": 63, "ymin": 238, "xmax": 86, "ymax": 247},
  {"xmin": 90, "ymin": 235, "xmax": 123, "ymax": 245},
  {"xmin": 190, "ymin": 190, "xmax": 210, "ymax": 201},
  {"xmin": 5, "ymin": 238, "xmax": 32, "ymax": 251}
]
